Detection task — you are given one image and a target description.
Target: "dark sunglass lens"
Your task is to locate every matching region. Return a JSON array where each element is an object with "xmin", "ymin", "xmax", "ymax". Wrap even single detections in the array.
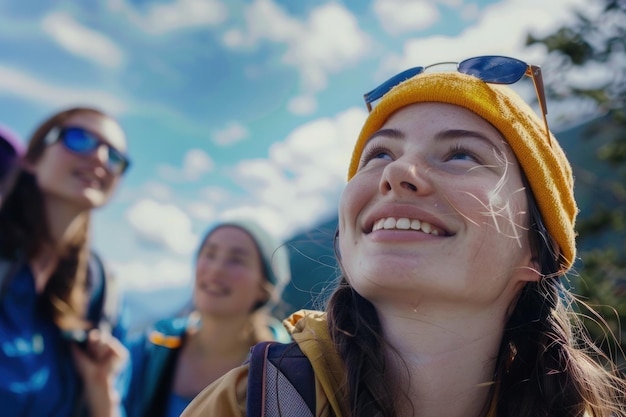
[
  {"xmin": 107, "ymin": 149, "xmax": 127, "ymax": 174},
  {"xmin": 365, "ymin": 66, "xmax": 425, "ymax": 105},
  {"xmin": 460, "ymin": 56, "xmax": 527, "ymax": 84},
  {"xmin": 63, "ymin": 128, "xmax": 98, "ymax": 153}
]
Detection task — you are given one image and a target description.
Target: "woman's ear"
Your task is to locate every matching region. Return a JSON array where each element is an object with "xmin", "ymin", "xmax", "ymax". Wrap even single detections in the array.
[
  {"xmin": 252, "ymin": 282, "xmax": 272, "ymax": 311},
  {"xmin": 258, "ymin": 284, "xmax": 271, "ymax": 303},
  {"xmin": 520, "ymin": 256, "xmax": 542, "ymax": 283}
]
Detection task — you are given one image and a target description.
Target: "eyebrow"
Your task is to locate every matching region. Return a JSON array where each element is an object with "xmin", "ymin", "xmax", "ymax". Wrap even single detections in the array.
[
  {"xmin": 365, "ymin": 128, "xmax": 498, "ymax": 148},
  {"xmin": 434, "ymin": 129, "xmax": 498, "ymax": 147},
  {"xmin": 229, "ymin": 247, "xmax": 251, "ymax": 257}
]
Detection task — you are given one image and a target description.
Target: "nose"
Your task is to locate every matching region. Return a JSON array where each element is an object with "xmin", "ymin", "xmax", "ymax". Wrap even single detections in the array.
[
  {"xmin": 95, "ymin": 144, "xmax": 109, "ymax": 164},
  {"xmin": 379, "ymin": 158, "xmax": 432, "ymax": 196},
  {"xmin": 197, "ymin": 257, "xmax": 225, "ymax": 280}
]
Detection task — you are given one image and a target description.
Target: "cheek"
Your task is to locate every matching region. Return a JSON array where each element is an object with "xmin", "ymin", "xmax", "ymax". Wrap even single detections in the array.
[
  {"xmin": 486, "ymin": 184, "xmax": 529, "ymax": 242},
  {"xmin": 101, "ymin": 175, "xmax": 120, "ymax": 197},
  {"xmin": 453, "ymin": 180, "xmax": 529, "ymax": 248},
  {"xmin": 339, "ymin": 177, "xmax": 370, "ymax": 231},
  {"xmin": 235, "ymin": 273, "xmax": 265, "ymax": 303}
]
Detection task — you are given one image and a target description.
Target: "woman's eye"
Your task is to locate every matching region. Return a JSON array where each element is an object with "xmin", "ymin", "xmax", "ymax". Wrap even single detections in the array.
[
  {"xmin": 228, "ymin": 256, "xmax": 246, "ymax": 266},
  {"xmin": 445, "ymin": 145, "xmax": 481, "ymax": 163},
  {"xmin": 361, "ymin": 146, "xmax": 393, "ymax": 166}
]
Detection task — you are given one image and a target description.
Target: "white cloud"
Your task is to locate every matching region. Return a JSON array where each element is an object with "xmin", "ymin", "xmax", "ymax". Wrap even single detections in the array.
[
  {"xmin": 287, "ymin": 94, "xmax": 317, "ymax": 116},
  {"xmin": 183, "ymin": 149, "xmax": 214, "ymax": 178},
  {"xmin": 41, "ymin": 12, "xmax": 124, "ymax": 69},
  {"xmin": 222, "ymin": 28, "xmax": 245, "ymax": 48},
  {"xmin": 187, "ymin": 201, "xmax": 217, "ymax": 221},
  {"xmin": 109, "ymin": 0, "xmax": 228, "ymax": 34},
  {"xmin": 219, "ymin": 204, "xmax": 296, "ymax": 240},
  {"xmin": 459, "ymin": 3, "xmax": 480, "ymax": 20},
  {"xmin": 141, "ymin": 181, "xmax": 174, "ymax": 201},
  {"xmin": 158, "ymin": 148, "xmax": 214, "ymax": 182},
  {"xmin": 213, "ymin": 122, "xmax": 249, "ymax": 145},
  {"xmin": 373, "ymin": 0, "xmax": 440, "ymax": 35},
  {"xmin": 228, "ymin": 0, "xmax": 371, "ymax": 97},
  {"xmin": 226, "ymin": 107, "xmax": 367, "ymax": 239},
  {"xmin": 112, "ymin": 258, "xmax": 192, "ymax": 290},
  {"xmin": 199, "ymin": 186, "xmax": 230, "ymax": 203},
  {"xmin": 0, "ymin": 65, "xmax": 128, "ymax": 115},
  {"xmin": 388, "ymin": 0, "xmax": 588, "ymax": 70},
  {"xmin": 126, "ymin": 199, "xmax": 198, "ymax": 255}
]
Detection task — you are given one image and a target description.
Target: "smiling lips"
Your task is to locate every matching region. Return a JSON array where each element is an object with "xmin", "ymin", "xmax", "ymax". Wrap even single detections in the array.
[
  {"xmin": 372, "ymin": 217, "xmax": 446, "ymax": 236},
  {"xmin": 74, "ymin": 169, "xmax": 105, "ymax": 189}
]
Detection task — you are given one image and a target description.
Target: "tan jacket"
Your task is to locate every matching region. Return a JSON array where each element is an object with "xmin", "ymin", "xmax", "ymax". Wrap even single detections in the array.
[
  {"xmin": 181, "ymin": 310, "xmax": 510, "ymax": 417},
  {"xmin": 180, "ymin": 310, "xmax": 345, "ymax": 417}
]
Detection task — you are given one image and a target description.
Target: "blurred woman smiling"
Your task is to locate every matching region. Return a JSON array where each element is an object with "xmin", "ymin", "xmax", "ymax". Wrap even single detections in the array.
[
  {"xmin": 0, "ymin": 107, "xmax": 131, "ymax": 417},
  {"xmin": 125, "ymin": 219, "xmax": 290, "ymax": 417}
]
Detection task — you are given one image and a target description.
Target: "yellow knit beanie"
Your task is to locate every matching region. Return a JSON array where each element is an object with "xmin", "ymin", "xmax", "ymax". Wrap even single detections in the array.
[{"xmin": 348, "ymin": 72, "xmax": 578, "ymax": 272}]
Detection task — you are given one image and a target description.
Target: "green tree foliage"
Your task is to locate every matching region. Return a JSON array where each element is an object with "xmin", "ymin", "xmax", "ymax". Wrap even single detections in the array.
[{"xmin": 527, "ymin": 0, "xmax": 626, "ymax": 367}]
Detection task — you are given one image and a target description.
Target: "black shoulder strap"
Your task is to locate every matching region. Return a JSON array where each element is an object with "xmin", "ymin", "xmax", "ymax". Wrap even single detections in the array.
[
  {"xmin": 0, "ymin": 254, "xmax": 24, "ymax": 301},
  {"xmin": 86, "ymin": 251, "xmax": 119, "ymax": 332},
  {"xmin": 86, "ymin": 252, "xmax": 105, "ymax": 326},
  {"xmin": 246, "ymin": 341, "xmax": 316, "ymax": 417},
  {"xmin": 139, "ymin": 317, "xmax": 188, "ymax": 417}
]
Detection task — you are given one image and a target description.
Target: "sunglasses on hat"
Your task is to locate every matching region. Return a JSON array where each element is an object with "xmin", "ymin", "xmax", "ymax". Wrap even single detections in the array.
[
  {"xmin": 44, "ymin": 126, "xmax": 131, "ymax": 175},
  {"xmin": 363, "ymin": 55, "xmax": 550, "ymax": 145}
]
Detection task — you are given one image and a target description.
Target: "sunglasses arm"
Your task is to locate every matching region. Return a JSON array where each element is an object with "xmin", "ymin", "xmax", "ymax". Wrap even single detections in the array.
[{"xmin": 527, "ymin": 65, "xmax": 551, "ymax": 146}]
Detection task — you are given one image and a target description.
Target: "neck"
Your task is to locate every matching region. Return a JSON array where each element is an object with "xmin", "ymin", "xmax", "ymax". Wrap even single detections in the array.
[
  {"xmin": 377, "ymin": 302, "xmax": 506, "ymax": 417},
  {"xmin": 187, "ymin": 312, "xmax": 256, "ymax": 357},
  {"xmin": 29, "ymin": 194, "xmax": 88, "ymax": 293},
  {"xmin": 29, "ymin": 244, "xmax": 58, "ymax": 293},
  {"xmin": 44, "ymin": 194, "xmax": 88, "ymax": 245}
]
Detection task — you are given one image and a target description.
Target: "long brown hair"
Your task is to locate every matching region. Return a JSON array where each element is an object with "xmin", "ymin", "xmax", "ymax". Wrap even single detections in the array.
[
  {"xmin": 327, "ymin": 183, "xmax": 626, "ymax": 417},
  {"xmin": 0, "ymin": 107, "xmax": 113, "ymax": 330}
]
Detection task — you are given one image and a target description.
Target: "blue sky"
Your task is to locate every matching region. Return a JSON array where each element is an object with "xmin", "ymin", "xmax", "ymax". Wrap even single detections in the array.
[{"xmin": 0, "ymin": 0, "xmax": 593, "ymax": 306}]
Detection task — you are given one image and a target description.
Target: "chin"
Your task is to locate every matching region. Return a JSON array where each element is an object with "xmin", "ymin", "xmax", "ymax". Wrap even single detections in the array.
[{"xmin": 81, "ymin": 191, "xmax": 110, "ymax": 209}]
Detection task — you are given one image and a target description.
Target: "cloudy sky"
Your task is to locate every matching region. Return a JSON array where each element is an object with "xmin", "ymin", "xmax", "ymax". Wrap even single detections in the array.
[{"xmin": 1, "ymin": 0, "xmax": 591, "ymax": 298}]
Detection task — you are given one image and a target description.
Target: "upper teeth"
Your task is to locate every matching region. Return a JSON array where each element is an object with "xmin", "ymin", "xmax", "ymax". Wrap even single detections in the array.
[{"xmin": 372, "ymin": 217, "xmax": 440, "ymax": 235}]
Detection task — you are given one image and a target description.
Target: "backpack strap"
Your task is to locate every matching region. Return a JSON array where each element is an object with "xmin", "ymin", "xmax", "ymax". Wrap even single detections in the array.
[
  {"xmin": 0, "ymin": 253, "xmax": 25, "ymax": 301},
  {"xmin": 86, "ymin": 250, "xmax": 120, "ymax": 332},
  {"xmin": 137, "ymin": 316, "xmax": 189, "ymax": 417},
  {"xmin": 246, "ymin": 341, "xmax": 316, "ymax": 417},
  {"xmin": 0, "ymin": 259, "xmax": 16, "ymax": 299}
]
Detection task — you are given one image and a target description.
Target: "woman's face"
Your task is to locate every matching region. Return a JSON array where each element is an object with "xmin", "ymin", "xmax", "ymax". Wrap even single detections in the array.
[
  {"xmin": 31, "ymin": 112, "xmax": 127, "ymax": 211},
  {"xmin": 194, "ymin": 226, "xmax": 268, "ymax": 317},
  {"xmin": 339, "ymin": 103, "xmax": 539, "ymax": 312}
]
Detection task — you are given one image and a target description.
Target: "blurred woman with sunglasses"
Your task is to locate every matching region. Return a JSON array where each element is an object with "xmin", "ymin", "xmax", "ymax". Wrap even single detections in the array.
[
  {"xmin": 182, "ymin": 58, "xmax": 626, "ymax": 417},
  {"xmin": 0, "ymin": 107, "xmax": 131, "ymax": 417}
]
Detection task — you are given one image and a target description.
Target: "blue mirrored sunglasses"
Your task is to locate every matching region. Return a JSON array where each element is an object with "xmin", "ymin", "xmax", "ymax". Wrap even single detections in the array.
[
  {"xmin": 363, "ymin": 55, "xmax": 550, "ymax": 145},
  {"xmin": 44, "ymin": 126, "xmax": 130, "ymax": 175}
]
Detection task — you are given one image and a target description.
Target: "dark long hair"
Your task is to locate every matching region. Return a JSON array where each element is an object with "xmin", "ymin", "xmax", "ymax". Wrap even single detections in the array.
[
  {"xmin": 327, "ymin": 183, "xmax": 626, "ymax": 417},
  {"xmin": 0, "ymin": 107, "xmax": 111, "ymax": 330}
]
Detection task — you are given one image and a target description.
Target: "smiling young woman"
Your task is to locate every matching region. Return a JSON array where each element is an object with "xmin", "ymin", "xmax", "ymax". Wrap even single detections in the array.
[
  {"xmin": 181, "ymin": 58, "xmax": 626, "ymax": 417},
  {"xmin": 0, "ymin": 107, "xmax": 131, "ymax": 417}
]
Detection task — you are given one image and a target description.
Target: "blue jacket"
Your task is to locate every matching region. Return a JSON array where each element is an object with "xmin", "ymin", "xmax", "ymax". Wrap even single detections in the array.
[
  {"xmin": 0, "ymin": 255, "xmax": 129, "ymax": 417},
  {"xmin": 124, "ymin": 315, "xmax": 292, "ymax": 417}
]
